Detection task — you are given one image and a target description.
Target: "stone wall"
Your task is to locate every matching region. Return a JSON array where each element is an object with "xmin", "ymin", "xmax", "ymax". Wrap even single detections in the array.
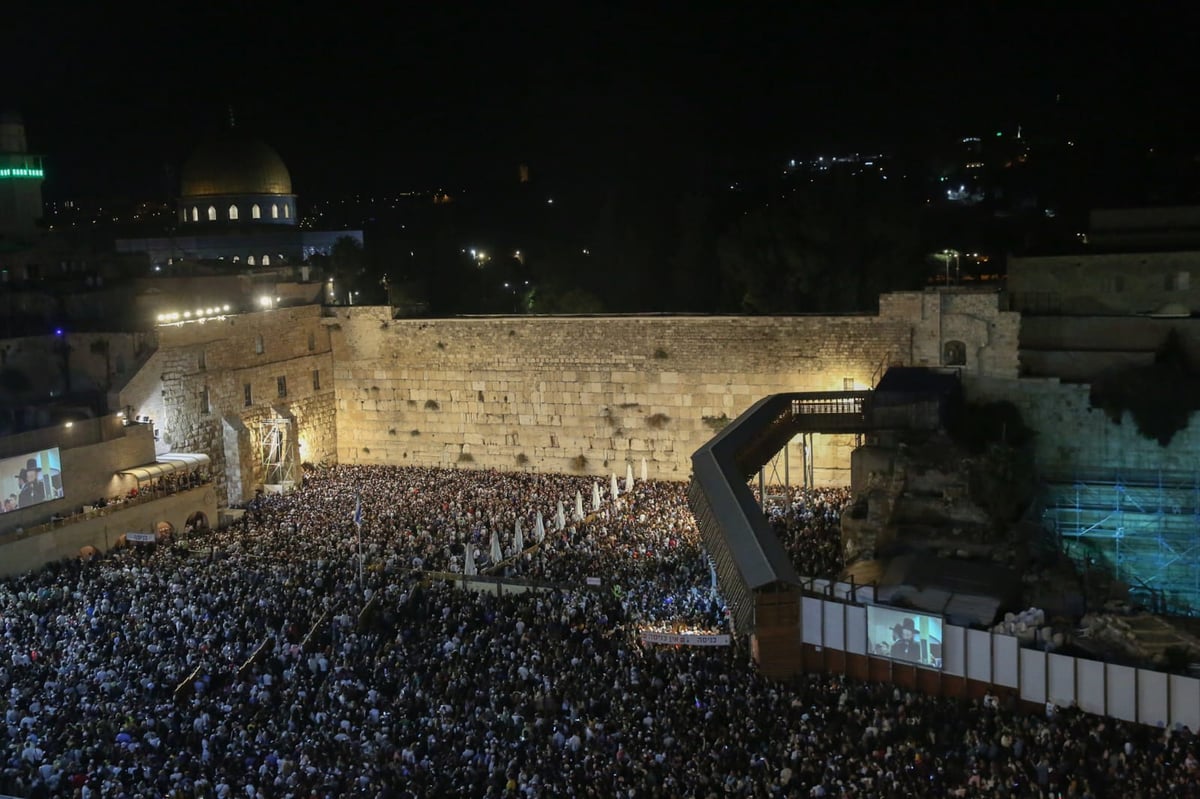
[
  {"xmin": 966, "ymin": 375, "xmax": 1200, "ymax": 476},
  {"xmin": 1009, "ymin": 251, "xmax": 1200, "ymax": 315},
  {"xmin": 118, "ymin": 306, "xmax": 337, "ymax": 505},
  {"xmin": 0, "ymin": 331, "xmax": 155, "ymax": 407},
  {"xmin": 329, "ymin": 308, "xmax": 920, "ymax": 482},
  {"xmin": 0, "ymin": 487, "xmax": 217, "ymax": 578},
  {"xmin": 881, "ymin": 290, "xmax": 1021, "ymax": 379}
]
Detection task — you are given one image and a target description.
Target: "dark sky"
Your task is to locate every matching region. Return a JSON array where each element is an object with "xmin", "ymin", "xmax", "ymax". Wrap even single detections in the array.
[{"xmin": 7, "ymin": 4, "xmax": 1196, "ymax": 201}]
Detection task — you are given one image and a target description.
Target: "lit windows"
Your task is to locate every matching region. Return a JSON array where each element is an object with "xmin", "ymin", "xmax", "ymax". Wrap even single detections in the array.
[
  {"xmin": 207, "ymin": 206, "xmax": 217, "ymax": 221},
  {"xmin": 247, "ymin": 255, "xmax": 255, "ymax": 266},
  {"xmin": 228, "ymin": 204, "xmax": 239, "ymax": 221},
  {"xmin": 255, "ymin": 334, "xmax": 264, "ymax": 355},
  {"xmin": 284, "ymin": 203, "xmax": 291, "ymax": 219},
  {"xmin": 271, "ymin": 204, "xmax": 279, "ymax": 219},
  {"xmin": 191, "ymin": 206, "xmax": 199, "ymax": 222},
  {"xmin": 262, "ymin": 255, "xmax": 271, "ymax": 266},
  {"xmin": 251, "ymin": 203, "xmax": 261, "ymax": 220}
]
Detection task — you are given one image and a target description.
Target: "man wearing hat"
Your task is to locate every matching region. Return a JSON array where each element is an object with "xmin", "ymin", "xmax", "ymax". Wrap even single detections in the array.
[
  {"xmin": 18, "ymin": 458, "xmax": 46, "ymax": 508},
  {"xmin": 891, "ymin": 617, "xmax": 922, "ymax": 663}
]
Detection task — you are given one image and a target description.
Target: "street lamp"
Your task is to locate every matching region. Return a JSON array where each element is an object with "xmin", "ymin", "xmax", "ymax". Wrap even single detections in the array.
[{"xmin": 942, "ymin": 249, "xmax": 961, "ymax": 286}]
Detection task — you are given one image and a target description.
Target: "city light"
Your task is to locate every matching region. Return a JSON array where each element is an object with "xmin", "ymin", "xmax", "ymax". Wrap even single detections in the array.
[{"xmin": 156, "ymin": 304, "xmax": 235, "ymax": 326}]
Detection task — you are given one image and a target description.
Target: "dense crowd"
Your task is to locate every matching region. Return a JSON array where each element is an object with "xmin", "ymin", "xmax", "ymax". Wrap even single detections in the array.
[
  {"xmin": 755, "ymin": 486, "xmax": 852, "ymax": 580},
  {"xmin": 0, "ymin": 464, "xmax": 1194, "ymax": 798}
]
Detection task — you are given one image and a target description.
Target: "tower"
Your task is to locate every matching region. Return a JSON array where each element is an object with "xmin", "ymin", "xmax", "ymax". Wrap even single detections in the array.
[{"xmin": 0, "ymin": 111, "xmax": 44, "ymax": 238}]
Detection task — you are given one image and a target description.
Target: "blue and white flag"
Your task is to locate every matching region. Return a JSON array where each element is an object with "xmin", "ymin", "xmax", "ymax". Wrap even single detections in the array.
[{"xmin": 353, "ymin": 491, "xmax": 363, "ymax": 528}]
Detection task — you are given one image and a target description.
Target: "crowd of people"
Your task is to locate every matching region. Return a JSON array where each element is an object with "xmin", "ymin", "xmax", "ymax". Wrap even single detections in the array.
[
  {"xmin": 0, "ymin": 464, "xmax": 1194, "ymax": 798},
  {"xmin": 761, "ymin": 486, "xmax": 853, "ymax": 581}
]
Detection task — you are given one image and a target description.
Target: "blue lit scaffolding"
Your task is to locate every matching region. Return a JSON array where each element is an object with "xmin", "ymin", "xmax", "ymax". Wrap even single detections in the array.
[{"xmin": 1040, "ymin": 469, "xmax": 1200, "ymax": 616}]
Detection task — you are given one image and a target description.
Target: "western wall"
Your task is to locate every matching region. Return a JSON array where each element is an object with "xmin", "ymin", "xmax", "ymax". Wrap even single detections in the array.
[{"xmin": 327, "ymin": 290, "xmax": 1020, "ymax": 482}]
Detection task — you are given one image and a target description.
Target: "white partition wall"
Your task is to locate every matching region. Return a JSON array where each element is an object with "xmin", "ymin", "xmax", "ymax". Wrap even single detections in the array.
[
  {"xmin": 966, "ymin": 629, "xmax": 992, "ymax": 683},
  {"xmin": 1077, "ymin": 659, "xmax": 1106, "ymax": 716},
  {"xmin": 1106, "ymin": 664, "xmax": 1138, "ymax": 722},
  {"xmin": 801, "ymin": 597, "xmax": 824, "ymax": 645},
  {"xmin": 1138, "ymin": 670, "xmax": 1169, "ymax": 727},
  {"xmin": 1047, "ymin": 653, "xmax": 1076, "ymax": 708},
  {"xmin": 1170, "ymin": 675, "xmax": 1200, "ymax": 732},
  {"xmin": 1019, "ymin": 649, "xmax": 1047, "ymax": 704},
  {"xmin": 823, "ymin": 602, "xmax": 845, "ymax": 650},
  {"xmin": 789, "ymin": 595, "xmax": 1200, "ymax": 731},
  {"xmin": 942, "ymin": 624, "xmax": 965, "ymax": 677},
  {"xmin": 845, "ymin": 605, "xmax": 866, "ymax": 655},
  {"xmin": 993, "ymin": 634, "xmax": 1019, "ymax": 689}
]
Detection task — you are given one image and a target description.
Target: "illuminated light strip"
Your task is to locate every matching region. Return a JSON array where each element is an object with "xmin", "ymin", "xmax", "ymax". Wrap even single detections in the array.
[{"xmin": 0, "ymin": 167, "xmax": 44, "ymax": 178}]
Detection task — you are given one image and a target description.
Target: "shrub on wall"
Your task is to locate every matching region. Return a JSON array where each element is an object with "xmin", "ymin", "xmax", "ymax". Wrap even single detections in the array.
[
  {"xmin": 570, "ymin": 454, "xmax": 588, "ymax": 471},
  {"xmin": 647, "ymin": 413, "xmax": 670, "ymax": 429},
  {"xmin": 458, "ymin": 452, "xmax": 475, "ymax": 463},
  {"xmin": 424, "ymin": 399, "xmax": 439, "ymax": 410},
  {"xmin": 515, "ymin": 453, "xmax": 529, "ymax": 465},
  {"xmin": 702, "ymin": 413, "xmax": 731, "ymax": 431}
]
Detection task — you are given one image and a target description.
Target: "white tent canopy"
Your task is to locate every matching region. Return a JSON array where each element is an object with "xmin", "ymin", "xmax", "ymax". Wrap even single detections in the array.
[
  {"xmin": 118, "ymin": 452, "xmax": 211, "ymax": 483},
  {"xmin": 592, "ymin": 482, "xmax": 602, "ymax": 511}
]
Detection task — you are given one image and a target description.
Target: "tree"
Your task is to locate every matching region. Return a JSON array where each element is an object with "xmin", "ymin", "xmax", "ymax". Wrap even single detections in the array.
[{"xmin": 717, "ymin": 174, "xmax": 925, "ymax": 313}]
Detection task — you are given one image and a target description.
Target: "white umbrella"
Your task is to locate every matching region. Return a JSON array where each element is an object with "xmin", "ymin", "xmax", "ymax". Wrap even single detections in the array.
[
  {"xmin": 535, "ymin": 511, "xmax": 546, "ymax": 543},
  {"xmin": 611, "ymin": 473, "xmax": 620, "ymax": 500},
  {"xmin": 574, "ymin": 491, "xmax": 585, "ymax": 521},
  {"xmin": 592, "ymin": 482, "xmax": 602, "ymax": 511},
  {"xmin": 464, "ymin": 544, "xmax": 477, "ymax": 576},
  {"xmin": 641, "ymin": 457, "xmax": 648, "ymax": 482},
  {"xmin": 626, "ymin": 463, "xmax": 635, "ymax": 492},
  {"xmin": 556, "ymin": 501, "xmax": 566, "ymax": 531},
  {"xmin": 490, "ymin": 529, "xmax": 502, "ymax": 563},
  {"xmin": 513, "ymin": 521, "xmax": 524, "ymax": 554}
]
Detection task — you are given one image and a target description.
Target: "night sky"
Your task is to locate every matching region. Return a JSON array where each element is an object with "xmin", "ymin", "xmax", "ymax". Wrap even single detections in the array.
[{"xmin": 7, "ymin": 4, "xmax": 1196, "ymax": 202}]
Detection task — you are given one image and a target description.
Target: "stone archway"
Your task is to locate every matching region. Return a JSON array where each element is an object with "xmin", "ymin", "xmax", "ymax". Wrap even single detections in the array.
[{"xmin": 155, "ymin": 520, "xmax": 176, "ymax": 541}]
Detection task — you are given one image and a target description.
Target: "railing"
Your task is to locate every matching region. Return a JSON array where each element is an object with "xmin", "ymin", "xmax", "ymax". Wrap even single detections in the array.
[
  {"xmin": 0, "ymin": 479, "xmax": 212, "ymax": 542},
  {"xmin": 790, "ymin": 395, "xmax": 867, "ymax": 416}
]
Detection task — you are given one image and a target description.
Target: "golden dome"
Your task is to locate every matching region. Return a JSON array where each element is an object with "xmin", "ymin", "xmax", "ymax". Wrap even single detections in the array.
[{"xmin": 180, "ymin": 135, "xmax": 292, "ymax": 197}]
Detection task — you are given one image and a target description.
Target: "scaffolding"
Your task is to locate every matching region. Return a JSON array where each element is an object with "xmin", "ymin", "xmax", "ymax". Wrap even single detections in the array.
[
  {"xmin": 1041, "ymin": 468, "xmax": 1200, "ymax": 616},
  {"xmin": 259, "ymin": 417, "xmax": 298, "ymax": 495},
  {"xmin": 758, "ymin": 440, "xmax": 792, "ymax": 515}
]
